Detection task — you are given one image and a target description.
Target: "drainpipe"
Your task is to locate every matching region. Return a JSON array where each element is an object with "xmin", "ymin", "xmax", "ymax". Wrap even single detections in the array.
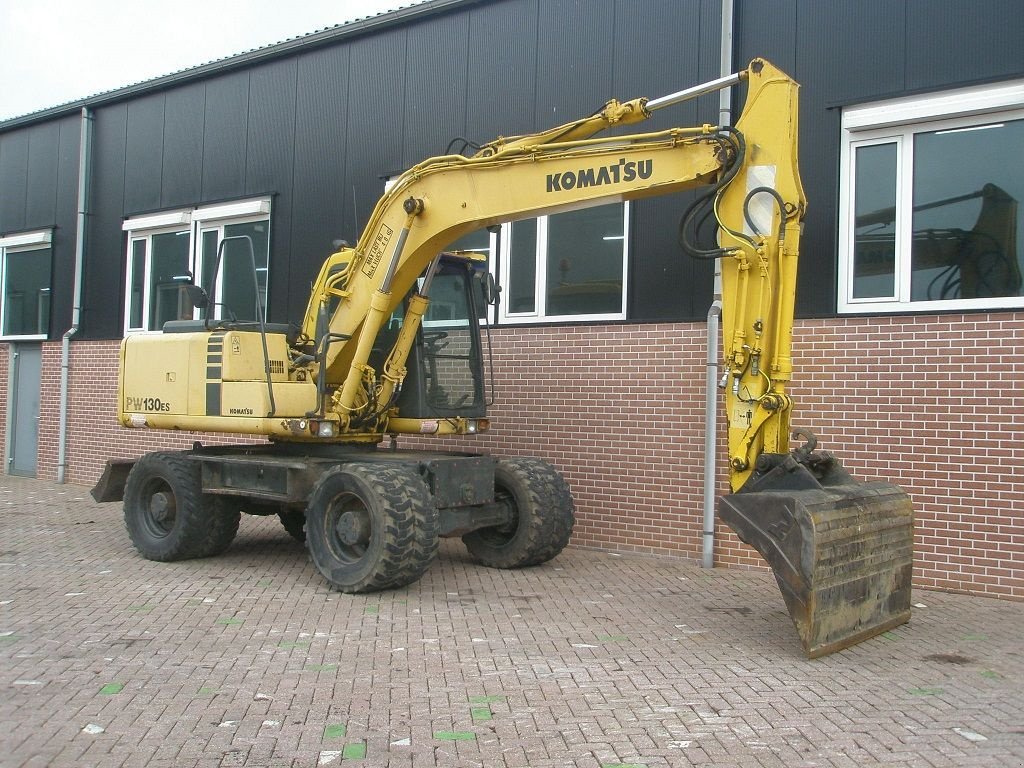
[
  {"xmin": 702, "ymin": 0, "xmax": 735, "ymax": 567},
  {"xmin": 57, "ymin": 107, "xmax": 92, "ymax": 484},
  {"xmin": 703, "ymin": 300, "xmax": 723, "ymax": 568}
]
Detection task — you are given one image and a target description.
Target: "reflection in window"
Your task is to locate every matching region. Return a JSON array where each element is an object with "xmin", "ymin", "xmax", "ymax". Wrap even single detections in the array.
[
  {"xmin": 852, "ymin": 143, "xmax": 898, "ymax": 299},
  {"xmin": 2, "ymin": 247, "xmax": 51, "ymax": 336},
  {"xmin": 500, "ymin": 202, "xmax": 628, "ymax": 322},
  {"xmin": 546, "ymin": 205, "xmax": 625, "ymax": 317},
  {"xmin": 842, "ymin": 85, "xmax": 1024, "ymax": 312},
  {"xmin": 911, "ymin": 121, "xmax": 1023, "ymax": 301},
  {"xmin": 149, "ymin": 231, "xmax": 191, "ymax": 330}
]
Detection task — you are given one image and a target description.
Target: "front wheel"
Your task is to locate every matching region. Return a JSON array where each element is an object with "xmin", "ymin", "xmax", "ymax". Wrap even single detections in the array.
[
  {"xmin": 462, "ymin": 457, "xmax": 575, "ymax": 569},
  {"xmin": 305, "ymin": 464, "xmax": 439, "ymax": 593},
  {"xmin": 123, "ymin": 452, "xmax": 237, "ymax": 560}
]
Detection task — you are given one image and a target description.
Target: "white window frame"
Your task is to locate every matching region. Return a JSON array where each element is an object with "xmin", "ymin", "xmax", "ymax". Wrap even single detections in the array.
[
  {"xmin": 839, "ymin": 78, "xmax": 1024, "ymax": 313},
  {"xmin": 122, "ymin": 211, "xmax": 192, "ymax": 334},
  {"xmin": 122, "ymin": 198, "xmax": 271, "ymax": 334},
  {"xmin": 192, "ymin": 199, "xmax": 272, "ymax": 323},
  {"xmin": 497, "ymin": 201, "xmax": 630, "ymax": 324},
  {"xmin": 0, "ymin": 230, "xmax": 53, "ymax": 341}
]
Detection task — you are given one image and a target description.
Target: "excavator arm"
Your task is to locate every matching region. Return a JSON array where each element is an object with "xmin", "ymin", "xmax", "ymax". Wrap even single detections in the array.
[{"xmin": 303, "ymin": 60, "xmax": 805, "ymax": 480}]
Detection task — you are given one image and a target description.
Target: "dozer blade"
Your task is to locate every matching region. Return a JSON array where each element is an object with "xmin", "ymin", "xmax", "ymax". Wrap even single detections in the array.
[{"xmin": 719, "ymin": 449, "xmax": 913, "ymax": 658}]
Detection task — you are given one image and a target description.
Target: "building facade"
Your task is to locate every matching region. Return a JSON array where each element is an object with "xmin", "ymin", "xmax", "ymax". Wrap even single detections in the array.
[{"xmin": 1, "ymin": 0, "xmax": 1022, "ymax": 598}]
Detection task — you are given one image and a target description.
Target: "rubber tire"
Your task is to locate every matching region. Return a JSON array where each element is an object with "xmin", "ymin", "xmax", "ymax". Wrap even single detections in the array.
[
  {"xmin": 305, "ymin": 464, "xmax": 439, "ymax": 593},
  {"xmin": 123, "ymin": 452, "xmax": 237, "ymax": 561},
  {"xmin": 462, "ymin": 457, "xmax": 575, "ymax": 569},
  {"xmin": 278, "ymin": 509, "xmax": 307, "ymax": 543}
]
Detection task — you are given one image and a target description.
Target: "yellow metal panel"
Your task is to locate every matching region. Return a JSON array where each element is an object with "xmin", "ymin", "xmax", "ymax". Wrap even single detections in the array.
[
  {"xmin": 119, "ymin": 334, "xmax": 195, "ymax": 417},
  {"xmin": 220, "ymin": 332, "xmax": 291, "ymax": 382}
]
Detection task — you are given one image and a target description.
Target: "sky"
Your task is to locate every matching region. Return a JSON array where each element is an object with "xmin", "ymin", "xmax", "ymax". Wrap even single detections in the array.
[{"xmin": 0, "ymin": 0, "xmax": 423, "ymax": 121}]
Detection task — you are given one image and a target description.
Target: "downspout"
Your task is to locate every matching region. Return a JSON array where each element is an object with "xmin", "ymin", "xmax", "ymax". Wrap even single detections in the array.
[
  {"xmin": 57, "ymin": 106, "xmax": 92, "ymax": 484},
  {"xmin": 702, "ymin": 0, "xmax": 735, "ymax": 567}
]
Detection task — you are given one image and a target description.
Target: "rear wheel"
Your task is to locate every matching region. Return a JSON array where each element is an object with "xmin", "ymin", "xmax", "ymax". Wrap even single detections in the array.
[
  {"xmin": 278, "ymin": 509, "xmax": 306, "ymax": 543},
  {"xmin": 123, "ymin": 452, "xmax": 236, "ymax": 560},
  {"xmin": 305, "ymin": 464, "xmax": 438, "ymax": 592},
  {"xmin": 462, "ymin": 457, "xmax": 575, "ymax": 568}
]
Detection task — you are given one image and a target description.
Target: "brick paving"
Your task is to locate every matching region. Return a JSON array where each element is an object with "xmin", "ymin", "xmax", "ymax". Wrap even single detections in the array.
[{"xmin": 1, "ymin": 474, "xmax": 1022, "ymax": 768}]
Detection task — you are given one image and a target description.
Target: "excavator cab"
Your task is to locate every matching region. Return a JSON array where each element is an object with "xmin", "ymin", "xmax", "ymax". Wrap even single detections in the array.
[{"xmin": 384, "ymin": 254, "xmax": 490, "ymax": 421}]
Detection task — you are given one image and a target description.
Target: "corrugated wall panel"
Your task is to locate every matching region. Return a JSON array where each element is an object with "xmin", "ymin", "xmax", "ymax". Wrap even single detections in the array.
[
  {"xmin": 0, "ymin": 130, "xmax": 29, "ymax": 233},
  {"xmin": 402, "ymin": 13, "xmax": 470, "ymax": 168},
  {"xmin": 535, "ymin": 0, "xmax": 616, "ymax": 124},
  {"xmin": 614, "ymin": 0, "xmax": 719, "ymax": 322},
  {"xmin": 905, "ymin": 0, "xmax": 1024, "ymax": 92},
  {"xmin": 161, "ymin": 83, "xmax": 205, "ymax": 209},
  {"xmin": 201, "ymin": 71, "xmax": 249, "ymax": 201},
  {"xmin": 83, "ymin": 104, "xmax": 128, "ymax": 339},
  {"xmin": 344, "ymin": 29, "xmax": 407, "ymax": 238},
  {"xmin": 246, "ymin": 59, "xmax": 297, "ymax": 324},
  {"xmin": 24, "ymin": 122, "xmax": 60, "ymax": 228},
  {"xmin": 51, "ymin": 115, "xmax": 82, "ymax": 337},
  {"xmin": 124, "ymin": 93, "xmax": 166, "ymax": 215},
  {"xmin": 290, "ymin": 45, "xmax": 352, "ymax": 323},
  {"xmin": 465, "ymin": 0, "xmax": 539, "ymax": 142}
]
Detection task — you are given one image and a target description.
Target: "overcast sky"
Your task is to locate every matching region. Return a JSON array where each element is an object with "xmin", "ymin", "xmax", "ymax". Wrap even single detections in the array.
[{"xmin": 0, "ymin": 0, "xmax": 423, "ymax": 121}]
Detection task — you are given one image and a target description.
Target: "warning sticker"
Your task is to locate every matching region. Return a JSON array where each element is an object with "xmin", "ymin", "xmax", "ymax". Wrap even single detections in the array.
[
  {"xmin": 361, "ymin": 223, "xmax": 394, "ymax": 279},
  {"xmin": 731, "ymin": 403, "xmax": 754, "ymax": 430}
]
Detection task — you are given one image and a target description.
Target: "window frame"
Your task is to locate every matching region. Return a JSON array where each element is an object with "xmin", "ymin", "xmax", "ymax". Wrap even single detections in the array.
[
  {"xmin": 121, "ymin": 198, "xmax": 271, "ymax": 335},
  {"xmin": 0, "ymin": 229, "xmax": 53, "ymax": 341},
  {"xmin": 838, "ymin": 78, "xmax": 1024, "ymax": 314},
  {"xmin": 496, "ymin": 201, "xmax": 630, "ymax": 324}
]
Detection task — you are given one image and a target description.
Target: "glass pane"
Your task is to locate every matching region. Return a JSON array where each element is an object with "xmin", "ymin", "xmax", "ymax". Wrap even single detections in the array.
[
  {"xmin": 507, "ymin": 219, "xmax": 536, "ymax": 313},
  {"xmin": 148, "ymin": 231, "xmax": 191, "ymax": 330},
  {"xmin": 545, "ymin": 203, "xmax": 624, "ymax": 316},
  {"xmin": 852, "ymin": 143, "xmax": 897, "ymax": 299},
  {"xmin": 443, "ymin": 229, "xmax": 491, "ymax": 320},
  {"xmin": 200, "ymin": 229, "xmax": 219, "ymax": 300},
  {"xmin": 445, "ymin": 229, "xmax": 490, "ymax": 256},
  {"xmin": 419, "ymin": 270, "xmax": 481, "ymax": 411},
  {"xmin": 129, "ymin": 239, "xmax": 145, "ymax": 329},
  {"xmin": 911, "ymin": 119, "xmax": 1024, "ymax": 301},
  {"xmin": 3, "ymin": 248, "xmax": 51, "ymax": 335},
  {"xmin": 221, "ymin": 221, "xmax": 270, "ymax": 321}
]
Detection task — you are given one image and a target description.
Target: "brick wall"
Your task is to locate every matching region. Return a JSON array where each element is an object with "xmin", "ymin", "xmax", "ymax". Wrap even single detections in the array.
[{"xmin": 12, "ymin": 312, "xmax": 1023, "ymax": 600}]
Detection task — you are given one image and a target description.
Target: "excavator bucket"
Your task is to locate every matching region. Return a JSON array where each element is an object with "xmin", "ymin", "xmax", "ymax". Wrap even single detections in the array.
[{"xmin": 719, "ymin": 449, "xmax": 913, "ymax": 658}]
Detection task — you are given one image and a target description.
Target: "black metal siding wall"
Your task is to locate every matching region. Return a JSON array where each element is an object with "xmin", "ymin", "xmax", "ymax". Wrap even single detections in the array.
[
  {"xmin": 0, "ymin": 116, "xmax": 80, "ymax": 336},
  {"xmin": 8, "ymin": 0, "xmax": 1022, "ymax": 339},
  {"xmin": 74, "ymin": 0, "xmax": 726, "ymax": 339},
  {"xmin": 734, "ymin": 0, "xmax": 1024, "ymax": 317}
]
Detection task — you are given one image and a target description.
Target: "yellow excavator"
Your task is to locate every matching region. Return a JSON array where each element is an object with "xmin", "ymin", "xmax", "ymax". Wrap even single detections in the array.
[{"xmin": 93, "ymin": 59, "xmax": 913, "ymax": 658}]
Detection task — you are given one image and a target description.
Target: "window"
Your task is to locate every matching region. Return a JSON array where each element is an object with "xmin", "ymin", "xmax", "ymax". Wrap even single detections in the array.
[
  {"xmin": 123, "ymin": 198, "xmax": 270, "ymax": 333},
  {"xmin": 0, "ymin": 230, "xmax": 52, "ymax": 339},
  {"xmin": 498, "ymin": 202, "xmax": 628, "ymax": 322},
  {"xmin": 839, "ymin": 79, "xmax": 1024, "ymax": 312}
]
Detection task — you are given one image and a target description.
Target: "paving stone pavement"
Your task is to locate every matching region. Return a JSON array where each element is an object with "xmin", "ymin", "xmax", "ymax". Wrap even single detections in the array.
[{"xmin": 0, "ymin": 474, "xmax": 1022, "ymax": 768}]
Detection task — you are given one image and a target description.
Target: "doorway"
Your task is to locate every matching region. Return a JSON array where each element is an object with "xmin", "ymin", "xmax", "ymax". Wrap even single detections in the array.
[{"xmin": 7, "ymin": 344, "xmax": 41, "ymax": 477}]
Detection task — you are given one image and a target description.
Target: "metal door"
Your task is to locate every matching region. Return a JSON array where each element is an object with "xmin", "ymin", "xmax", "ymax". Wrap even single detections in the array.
[{"xmin": 8, "ymin": 344, "xmax": 41, "ymax": 477}]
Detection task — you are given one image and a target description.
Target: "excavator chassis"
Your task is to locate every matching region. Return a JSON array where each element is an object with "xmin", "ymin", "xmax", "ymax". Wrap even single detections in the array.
[{"xmin": 719, "ymin": 442, "xmax": 914, "ymax": 658}]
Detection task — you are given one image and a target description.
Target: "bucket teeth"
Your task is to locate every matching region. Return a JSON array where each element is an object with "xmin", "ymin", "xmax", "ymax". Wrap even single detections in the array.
[{"xmin": 719, "ymin": 452, "xmax": 914, "ymax": 658}]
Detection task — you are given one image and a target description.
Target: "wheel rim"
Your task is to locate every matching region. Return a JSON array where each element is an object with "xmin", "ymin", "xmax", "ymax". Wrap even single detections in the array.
[
  {"xmin": 140, "ymin": 479, "xmax": 177, "ymax": 538},
  {"xmin": 325, "ymin": 492, "xmax": 373, "ymax": 564},
  {"xmin": 475, "ymin": 485, "xmax": 520, "ymax": 546}
]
